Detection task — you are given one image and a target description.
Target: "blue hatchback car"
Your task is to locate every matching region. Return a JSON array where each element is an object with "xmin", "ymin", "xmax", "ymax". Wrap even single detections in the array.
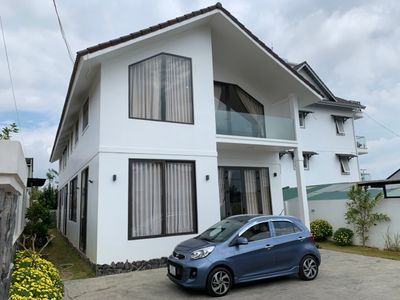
[{"xmin": 167, "ymin": 215, "xmax": 320, "ymax": 297}]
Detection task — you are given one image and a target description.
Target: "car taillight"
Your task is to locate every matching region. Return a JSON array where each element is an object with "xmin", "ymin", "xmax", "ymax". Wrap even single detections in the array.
[{"xmin": 310, "ymin": 231, "xmax": 315, "ymax": 244}]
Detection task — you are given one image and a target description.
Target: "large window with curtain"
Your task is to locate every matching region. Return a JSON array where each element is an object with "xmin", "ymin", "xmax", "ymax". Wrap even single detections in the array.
[
  {"xmin": 128, "ymin": 159, "xmax": 197, "ymax": 239},
  {"xmin": 214, "ymin": 81, "xmax": 265, "ymax": 138},
  {"xmin": 218, "ymin": 167, "xmax": 272, "ymax": 219},
  {"xmin": 129, "ymin": 53, "xmax": 193, "ymax": 124}
]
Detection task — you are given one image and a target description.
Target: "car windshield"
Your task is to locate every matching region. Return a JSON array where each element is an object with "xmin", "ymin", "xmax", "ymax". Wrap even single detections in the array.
[{"xmin": 197, "ymin": 219, "xmax": 245, "ymax": 243}]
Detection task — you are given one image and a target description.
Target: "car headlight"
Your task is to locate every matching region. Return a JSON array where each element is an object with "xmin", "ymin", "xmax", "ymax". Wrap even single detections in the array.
[{"xmin": 190, "ymin": 246, "xmax": 215, "ymax": 260}]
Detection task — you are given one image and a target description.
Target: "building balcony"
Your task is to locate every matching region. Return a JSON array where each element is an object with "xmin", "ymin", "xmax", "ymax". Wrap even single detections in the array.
[{"xmin": 356, "ymin": 136, "xmax": 368, "ymax": 155}]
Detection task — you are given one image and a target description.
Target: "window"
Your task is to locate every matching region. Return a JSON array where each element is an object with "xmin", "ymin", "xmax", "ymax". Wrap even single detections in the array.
[
  {"xmin": 332, "ymin": 115, "xmax": 348, "ymax": 135},
  {"xmin": 384, "ymin": 183, "xmax": 400, "ymax": 198},
  {"xmin": 74, "ymin": 120, "xmax": 79, "ymax": 144},
  {"xmin": 215, "ymin": 82, "xmax": 265, "ymax": 138},
  {"xmin": 241, "ymin": 222, "xmax": 271, "ymax": 242},
  {"xmin": 69, "ymin": 177, "xmax": 78, "ymax": 222},
  {"xmin": 299, "ymin": 112, "xmax": 306, "ymax": 128},
  {"xmin": 82, "ymin": 99, "xmax": 89, "ymax": 131},
  {"xmin": 218, "ymin": 167, "xmax": 272, "ymax": 219},
  {"xmin": 303, "ymin": 155, "xmax": 310, "ymax": 170},
  {"xmin": 273, "ymin": 221, "xmax": 301, "ymax": 236},
  {"xmin": 129, "ymin": 53, "xmax": 193, "ymax": 124},
  {"xmin": 339, "ymin": 157, "xmax": 350, "ymax": 174},
  {"xmin": 128, "ymin": 159, "xmax": 197, "ymax": 239}
]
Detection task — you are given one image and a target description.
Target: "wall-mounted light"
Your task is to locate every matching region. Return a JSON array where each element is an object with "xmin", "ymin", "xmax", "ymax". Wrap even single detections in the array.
[
  {"xmin": 205, "ymin": 175, "xmax": 210, "ymax": 181},
  {"xmin": 112, "ymin": 174, "xmax": 117, "ymax": 182},
  {"xmin": 273, "ymin": 172, "xmax": 277, "ymax": 177},
  {"xmin": 89, "ymin": 179, "xmax": 94, "ymax": 184}
]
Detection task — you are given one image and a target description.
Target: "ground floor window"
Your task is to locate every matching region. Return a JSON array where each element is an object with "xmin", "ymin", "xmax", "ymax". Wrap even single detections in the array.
[
  {"xmin": 218, "ymin": 167, "xmax": 272, "ymax": 219},
  {"xmin": 69, "ymin": 177, "xmax": 78, "ymax": 222},
  {"xmin": 128, "ymin": 159, "xmax": 197, "ymax": 239}
]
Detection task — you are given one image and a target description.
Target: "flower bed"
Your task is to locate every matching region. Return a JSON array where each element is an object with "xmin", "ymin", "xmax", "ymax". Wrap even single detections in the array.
[{"xmin": 10, "ymin": 250, "xmax": 64, "ymax": 300}]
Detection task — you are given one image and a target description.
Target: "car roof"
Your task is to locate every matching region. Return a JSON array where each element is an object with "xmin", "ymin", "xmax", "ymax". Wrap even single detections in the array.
[{"xmin": 226, "ymin": 214, "xmax": 303, "ymax": 224}]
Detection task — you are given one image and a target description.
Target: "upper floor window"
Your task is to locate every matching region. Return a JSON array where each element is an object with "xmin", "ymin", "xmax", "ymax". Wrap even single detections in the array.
[
  {"xmin": 336, "ymin": 153, "xmax": 355, "ymax": 175},
  {"xmin": 82, "ymin": 99, "xmax": 89, "ymax": 131},
  {"xmin": 332, "ymin": 115, "xmax": 349, "ymax": 135},
  {"xmin": 129, "ymin": 53, "xmax": 193, "ymax": 124},
  {"xmin": 299, "ymin": 110, "xmax": 312, "ymax": 128},
  {"xmin": 215, "ymin": 81, "xmax": 265, "ymax": 138}
]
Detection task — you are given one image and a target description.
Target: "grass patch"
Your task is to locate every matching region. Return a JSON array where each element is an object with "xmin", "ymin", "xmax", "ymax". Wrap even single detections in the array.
[
  {"xmin": 42, "ymin": 229, "xmax": 95, "ymax": 280},
  {"xmin": 318, "ymin": 240, "xmax": 400, "ymax": 261}
]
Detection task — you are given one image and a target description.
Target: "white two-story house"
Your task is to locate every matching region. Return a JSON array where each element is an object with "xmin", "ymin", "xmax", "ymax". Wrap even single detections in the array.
[
  {"xmin": 280, "ymin": 61, "xmax": 366, "ymax": 188},
  {"xmin": 51, "ymin": 3, "xmax": 327, "ymax": 266}
]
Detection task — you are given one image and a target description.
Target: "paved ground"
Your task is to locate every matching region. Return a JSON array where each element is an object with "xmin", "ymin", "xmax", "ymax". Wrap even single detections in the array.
[{"xmin": 64, "ymin": 250, "xmax": 400, "ymax": 300}]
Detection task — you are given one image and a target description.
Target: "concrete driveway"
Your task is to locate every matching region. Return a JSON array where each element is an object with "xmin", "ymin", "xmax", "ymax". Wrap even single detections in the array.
[{"xmin": 64, "ymin": 250, "xmax": 400, "ymax": 300}]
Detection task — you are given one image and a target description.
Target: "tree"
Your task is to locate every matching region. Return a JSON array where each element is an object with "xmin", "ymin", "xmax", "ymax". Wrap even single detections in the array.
[
  {"xmin": 345, "ymin": 185, "xmax": 390, "ymax": 246},
  {"xmin": 0, "ymin": 122, "xmax": 19, "ymax": 140},
  {"xmin": 38, "ymin": 169, "xmax": 59, "ymax": 210}
]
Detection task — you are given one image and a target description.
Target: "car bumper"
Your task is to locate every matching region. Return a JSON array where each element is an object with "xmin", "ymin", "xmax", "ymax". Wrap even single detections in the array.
[{"xmin": 167, "ymin": 256, "xmax": 212, "ymax": 289}]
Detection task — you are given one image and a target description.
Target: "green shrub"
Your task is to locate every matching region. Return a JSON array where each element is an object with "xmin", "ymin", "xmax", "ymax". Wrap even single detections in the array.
[
  {"xmin": 10, "ymin": 250, "xmax": 64, "ymax": 299},
  {"xmin": 310, "ymin": 219, "xmax": 333, "ymax": 241},
  {"xmin": 24, "ymin": 202, "xmax": 51, "ymax": 248},
  {"xmin": 333, "ymin": 228, "xmax": 354, "ymax": 246}
]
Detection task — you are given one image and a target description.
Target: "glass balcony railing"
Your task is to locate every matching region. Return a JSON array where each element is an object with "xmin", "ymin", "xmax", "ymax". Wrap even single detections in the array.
[
  {"xmin": 215, "ymin": 110, "xmax": 295, "ymax": 141},
  {"xmin": 356, "ymin": 136, "xmax": 367, "ymax": 149}
]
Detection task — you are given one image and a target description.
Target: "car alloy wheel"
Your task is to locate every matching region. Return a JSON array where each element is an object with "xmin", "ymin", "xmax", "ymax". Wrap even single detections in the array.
[
  {"xmin": 299, "ymin": 255, "xmax": 318, "ymax": 280},
  {"xmin": 207, "ymin": 267, "xmax": 232, "ymax": 297}
]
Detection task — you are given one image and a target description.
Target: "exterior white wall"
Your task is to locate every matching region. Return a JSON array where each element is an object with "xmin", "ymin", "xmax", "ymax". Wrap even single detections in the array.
[
  {"xmin": 217, "ymin": 149, "xmax": 284, "ymax": 216},
  {"xmin": 0, "ymin": 141, "xmax": 29, "ymax": 242},
  {"xmin": 281, "ymin": 106, "xmax": 360, "ymax": 187},
  {"xmin": 57, "ymin": 74, "xmax": 101, "ymax": 262},
  {"xmin": 286, "ymin": 197, "xmax": 400, "ymax": 249}
]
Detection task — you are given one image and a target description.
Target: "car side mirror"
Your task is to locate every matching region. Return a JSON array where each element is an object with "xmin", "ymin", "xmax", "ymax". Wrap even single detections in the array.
[{"xmin": 236, "ymin": 236, "xmax": 248, "ymax": 246}]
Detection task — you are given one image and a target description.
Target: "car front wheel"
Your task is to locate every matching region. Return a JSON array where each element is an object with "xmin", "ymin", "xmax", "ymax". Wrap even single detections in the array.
[
  {"xmin": 299, "ymin": 255, "xmax": 319, "ymax": 280},
  {"xmin": 206, "ymin": 267, "xmax": 232, "ymax": 297}
]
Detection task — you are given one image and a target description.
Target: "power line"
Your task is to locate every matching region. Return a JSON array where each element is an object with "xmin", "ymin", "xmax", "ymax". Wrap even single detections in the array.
[
  {"xmin": 0, "ymin": 15, "xmax": 24, "ymax": 146},
  {"xmin": 364, "ymin": 112, "xmax": 400, "ymax": 138},
  {"xmin": 52, "ymin": 0, "xmax": 74, "ymax": 64}
]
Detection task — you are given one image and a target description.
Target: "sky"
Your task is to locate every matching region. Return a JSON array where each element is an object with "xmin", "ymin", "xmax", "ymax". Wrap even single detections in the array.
[{"xmin": 1, "ymin": 0, "xmax": 399, "ymax": 179}]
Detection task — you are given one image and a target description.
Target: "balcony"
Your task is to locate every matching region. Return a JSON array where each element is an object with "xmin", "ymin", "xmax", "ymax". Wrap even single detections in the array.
[
  {"xmin": 215, "ymin": 110, "xmax": 295, "ymax": 141},
  {"xmin": 356, "ymin": 136, "xmax": 368, "ymax": 155}
]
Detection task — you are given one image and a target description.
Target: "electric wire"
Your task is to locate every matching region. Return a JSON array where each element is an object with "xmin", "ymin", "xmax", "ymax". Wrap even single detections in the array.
[
  {"xmin": 0, "ymin": 15, "xmax": 24, "ymax": 146},
  {"xmin": 52, "ymin": 0, "xmax": 74, "ymax": 64},
  {"xmin": 364, "ymin": 112, "xmax": 400, "ymax": 138}
]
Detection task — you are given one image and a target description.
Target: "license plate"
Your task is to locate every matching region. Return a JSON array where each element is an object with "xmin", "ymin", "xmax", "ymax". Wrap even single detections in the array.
[{"xmin": 169, "ymin": 264, "xmax": 176, "ymax": 276}]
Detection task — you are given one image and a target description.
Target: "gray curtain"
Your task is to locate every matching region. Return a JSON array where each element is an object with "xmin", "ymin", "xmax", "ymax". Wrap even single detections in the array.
[
  {"xmin": 129, "ymin": 56, "xmax": 162, "ymax": 119},
  {"xmin": 218, "ymin": 168, "xmax": 226, "ymax": 219},
  {"xmin": 131, "ymin": 161, "xmax": 162, "ymax": 237},
  {"xmin": 244, "ymin": 170, "xmax": 258, "ymax": 214},
  {"xmin": 259, "ymin": 169, "xmax": 272, "ymax": 214},
  {"xmin": 166, "ymin": 162, "xmax": 194, "ymax": 234},
  {"xmin": 236, "ymin": 88, "xmax": 265, "ymax": 136},
  {"xmin": 165, "ymin": 55, "xmax": 193, "ymax": 123}
]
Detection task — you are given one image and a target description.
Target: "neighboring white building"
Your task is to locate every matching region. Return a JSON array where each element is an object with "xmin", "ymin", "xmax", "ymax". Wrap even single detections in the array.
[
  {"xmin": 51, "ymin": 3, "xmax": 330, "ymax": 264},
  {"xmin": 280, "ymin": 61, "xmax": 366, "ymax": 188}
]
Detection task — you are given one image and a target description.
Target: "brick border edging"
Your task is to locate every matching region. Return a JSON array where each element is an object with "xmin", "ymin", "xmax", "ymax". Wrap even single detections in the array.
[{"xmin": 96, "ymin": 257, "xmax": 168, "ymax": 276}]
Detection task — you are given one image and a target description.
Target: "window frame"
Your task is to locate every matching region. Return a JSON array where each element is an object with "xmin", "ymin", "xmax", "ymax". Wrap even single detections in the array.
[
  {"xmin": 239, "ymin": 221, "xmax": 272, "ymax": 242},
  {"xmin": 299, "ymin": 111, "xmax": 306, "ymax": 128},
  {"xmin": 128, "ymin": 52, "xmax": 194, "ymax": 125},
  {"xmin": 69, "ymin": 176, "xmax": 78, "ymax": 222},
  {"xmin": 127, "ymin": 159, "xmax": 198, "ymax": 240},
  {"xmin": 339, "ymin": 157, "xmax": 351, "ymax": 175},
  {"xmin": 303, "ymin": 154, "xmax": 310, "ymax": 170},
  {"xmin": 82, "ymin": 98, "xmax": 89, "ymax": 132}
]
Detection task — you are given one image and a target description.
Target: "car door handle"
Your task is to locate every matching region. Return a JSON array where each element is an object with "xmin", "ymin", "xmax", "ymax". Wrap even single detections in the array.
[
  {"xmin": 298, "ymin": 236, "xmax": 306, "ymax": 241},
  {"xmin": 265, "ymin": 244, "xmax": 274, "ymax": 250}
]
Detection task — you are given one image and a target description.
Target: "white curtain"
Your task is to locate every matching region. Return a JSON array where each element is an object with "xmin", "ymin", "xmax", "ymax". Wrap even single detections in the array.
[
  {"xmin": 244, "ymin": 170, "xmax": 259, "ymax": 214},
  {"xmin": 129, "ymin": 56, "xmax": 162, "ymax": 119},
  {"xmin": 165, "ymin": 55, "xmax": 193, "ymax": 123},
  {"xmin": 165, "ymin": 162, "xmax": 194, "ymax": 234},
  {"xmin": 259, "ymin": 169, "xmax": 272, "ymax": 214},
  {"xmin": 131, "ymin": 161, "xmax": 162, "ymax": 237}
]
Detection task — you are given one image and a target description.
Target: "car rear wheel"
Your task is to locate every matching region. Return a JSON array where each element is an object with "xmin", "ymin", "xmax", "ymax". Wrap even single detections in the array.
[
  {"xmin": 206, "ymin": 267, "xmax": 232, "ymax": 297},
  {"xmin": 299, "ymin": 255, "xmax": 319, "ymax": 280}
]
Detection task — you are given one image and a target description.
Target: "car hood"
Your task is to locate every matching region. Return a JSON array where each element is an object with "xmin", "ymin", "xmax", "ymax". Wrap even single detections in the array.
[{"xmin": 175, "ymin": 238, "xmax": 214, "ymax": 252}]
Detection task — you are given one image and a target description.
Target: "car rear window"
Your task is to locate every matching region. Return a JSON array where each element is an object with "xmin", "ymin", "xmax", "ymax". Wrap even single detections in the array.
[{"xmin": 273, "ymin": 221, "xmax": 302, "ymax": 236}]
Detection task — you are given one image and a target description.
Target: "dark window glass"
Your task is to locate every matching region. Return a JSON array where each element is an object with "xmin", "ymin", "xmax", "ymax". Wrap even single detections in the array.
[
  {"xmin": 215, "ymin": 82, "xmax": 265, "ymax": 138},
  {"xmin": 69, "ymin": 177, "xmax": 78, "ymax": 222},
  {"xmin": 129, "ymin": 54, "xmax": 193, "ymax": 123},
  {"xmin": 128, "ymin": 159, "xmax": 196, "ymax": 239},
  {"xmin": 197, "ymin": 219, "xmax": 245, "ymax": 243},
  {"xmin": 273, "ymin": 221, "xmax": 301, "ymax": 236},
  {"xmin": 82, "ymin": 99, "xmax": 89, "ymax": 131},
  {"xmin": 241, "ymin": 222, "xmax": 271, "ymax": 242}
]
